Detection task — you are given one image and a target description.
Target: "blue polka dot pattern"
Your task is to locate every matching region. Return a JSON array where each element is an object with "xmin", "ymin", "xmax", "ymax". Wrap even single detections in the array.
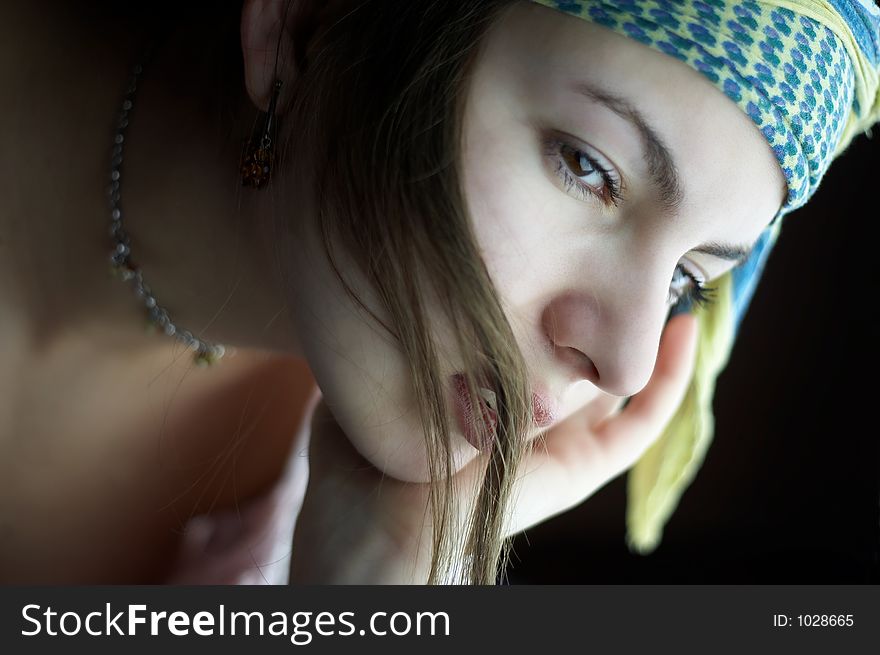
[{"xmin": 531, "ymin": 0, "xmax": 858, "ymax": 216}]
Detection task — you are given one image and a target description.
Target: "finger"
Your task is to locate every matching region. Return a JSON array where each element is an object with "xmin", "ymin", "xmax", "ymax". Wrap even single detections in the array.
[
  {"xmin": 509, "ymin": 396, "xmax": 631, "ymax": 535},
  {"xmin": 591, "ymin": 312, "xmax": 699, "ymax": 471},
  {"xmin": 527, "ymin": 391, "xmax": 622, "ymax": 455},
  {"xmin": 581, "ymin": 391, "xmax": 627, "ymax": 429},
  {"xmin": 296, "ymin": 385, "xmax": 323, "ymax": 441},
  {"xmin": 503, "ymin": 314, "xmax": 699, "ymax": 536}
]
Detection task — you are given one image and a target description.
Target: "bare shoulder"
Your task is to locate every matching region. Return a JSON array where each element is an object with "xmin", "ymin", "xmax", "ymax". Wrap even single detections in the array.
[{"xmin": 0, "ymin": 344, "xmax": 317, "ymax": 583}]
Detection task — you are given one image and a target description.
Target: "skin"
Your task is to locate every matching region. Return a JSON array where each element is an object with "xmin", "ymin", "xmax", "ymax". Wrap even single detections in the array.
[
  {"xmin": 1, "ymin": 0, "xmax": 788, "ymax": 579},
  {"xmin": 277, "ymin": 0, "xmax": 789, "ymax": 483}
]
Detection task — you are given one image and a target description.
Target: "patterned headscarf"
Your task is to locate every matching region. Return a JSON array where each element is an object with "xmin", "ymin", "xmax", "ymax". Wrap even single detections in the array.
[{"xmin": 529, "ymin": 0, "xmax": 880, "ymax": 554}]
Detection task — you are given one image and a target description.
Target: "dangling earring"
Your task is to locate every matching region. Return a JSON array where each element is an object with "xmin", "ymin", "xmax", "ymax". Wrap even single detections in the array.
[{"xmin": 240, "ymin": 79, "xmax": 283, "ymax": 188}]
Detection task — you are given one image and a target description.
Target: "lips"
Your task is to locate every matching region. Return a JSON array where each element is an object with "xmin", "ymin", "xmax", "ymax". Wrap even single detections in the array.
[
  {"xmin": 531, "ymin": 389, "xmax": 558, "ymax": 427},
  {"xmin": 451, "ymin": 374, "xmax": 560, "ymax": 451},
  {"xmin": 452, "ymin": 373, "xmax": 498, "ymax": 452}
]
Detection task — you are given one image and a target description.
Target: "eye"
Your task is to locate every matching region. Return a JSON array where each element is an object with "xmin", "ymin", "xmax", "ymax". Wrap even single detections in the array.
[
  {"xmin": 543, "ymin": 135, "xmax": 623, "ymax": 207},
  {"xmin": 668, "ymin": 264, "xmax": 717, "ymax": 309}
]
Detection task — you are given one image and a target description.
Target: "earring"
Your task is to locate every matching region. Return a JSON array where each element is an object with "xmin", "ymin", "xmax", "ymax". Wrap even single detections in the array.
[{"xmin": 240, "ymin": 79, "xmax": 283, "ymax": 188}]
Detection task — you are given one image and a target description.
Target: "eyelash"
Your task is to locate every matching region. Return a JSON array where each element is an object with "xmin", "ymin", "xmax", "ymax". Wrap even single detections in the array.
[
  {"xmin": 543, "ymin": 135, "xmax": 716, "ymax": 310},
  {"xmin": 543, "ymin": 136, "xmax": 623, "ymax": 207},
  {"xmin": 669, "ymin": 265, "xmax": 717, "ymax": 309}
]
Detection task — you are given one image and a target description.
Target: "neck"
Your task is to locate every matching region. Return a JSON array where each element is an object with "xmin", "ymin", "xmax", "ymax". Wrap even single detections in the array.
[{"xmin": 3, "ymin": 2, "xmax": 305, "ymax": 361}]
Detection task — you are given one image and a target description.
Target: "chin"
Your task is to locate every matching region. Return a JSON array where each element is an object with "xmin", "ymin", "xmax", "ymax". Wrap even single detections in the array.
[{"xmin": 328, "ymin": 397, "xmax": 480, "ymax": 484}]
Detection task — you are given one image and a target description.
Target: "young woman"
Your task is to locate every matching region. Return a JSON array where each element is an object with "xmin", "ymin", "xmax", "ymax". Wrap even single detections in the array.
[{"xmin": 1, "ymin": 0, "xmax": 877, "ymax": 584}]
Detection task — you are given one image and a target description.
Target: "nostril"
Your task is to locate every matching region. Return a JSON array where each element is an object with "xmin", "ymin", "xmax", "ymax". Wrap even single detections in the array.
[{"xmin": 556, "ymin": 345, "xmax": 600, "ymax": 385}]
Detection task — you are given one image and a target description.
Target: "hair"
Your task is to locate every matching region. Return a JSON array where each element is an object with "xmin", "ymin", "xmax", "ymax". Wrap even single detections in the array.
[{"xmin": 274, "ymin": 0, "xmax": 533, "ymax": 584}]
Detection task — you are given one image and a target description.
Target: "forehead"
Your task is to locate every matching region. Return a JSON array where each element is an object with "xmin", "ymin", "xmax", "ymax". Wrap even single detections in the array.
[{"xmin": 479, "ymin": 3, "xmax": 788, "ymax": 232}]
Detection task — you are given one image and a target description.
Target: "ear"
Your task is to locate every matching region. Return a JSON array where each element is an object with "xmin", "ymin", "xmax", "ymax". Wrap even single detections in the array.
[{"xmin": 240, "ymin": 0, "xmax": 313, "ymax": 115}]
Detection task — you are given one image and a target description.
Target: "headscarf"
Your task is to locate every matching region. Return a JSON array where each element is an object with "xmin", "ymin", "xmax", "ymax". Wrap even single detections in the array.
[{"xmin": 529, "ymin": 0, "xmax": 880, "ymax": 554}]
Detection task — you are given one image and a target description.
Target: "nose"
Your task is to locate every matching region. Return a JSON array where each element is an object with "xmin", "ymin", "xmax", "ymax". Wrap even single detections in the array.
[{"xmin": 541, "ymin": 276, "xmax": 674, "ymax": 398}]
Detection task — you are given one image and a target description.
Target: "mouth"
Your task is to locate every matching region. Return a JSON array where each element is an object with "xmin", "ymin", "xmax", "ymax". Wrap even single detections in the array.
[
  {"xmin": 450, "ymin": 373, "xmax": 559, "ymax": 451},
  {"xmin": 452, "ymin": 373, "xmax": 498, "ymax": 452},
  {"xmin": 531, "ymin": 388, "xmax": 558, "ymax": 428}
]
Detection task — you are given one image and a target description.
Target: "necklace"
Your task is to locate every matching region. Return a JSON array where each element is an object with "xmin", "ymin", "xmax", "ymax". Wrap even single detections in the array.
[{"xmin": 106, "ymin": 40, "xmax": 226, "ymax": 367}]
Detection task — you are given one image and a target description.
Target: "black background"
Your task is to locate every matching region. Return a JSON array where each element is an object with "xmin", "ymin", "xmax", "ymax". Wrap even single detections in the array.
[{"xmin": 505, "ymin": 129, "xmax": 879, "ymax": 583}]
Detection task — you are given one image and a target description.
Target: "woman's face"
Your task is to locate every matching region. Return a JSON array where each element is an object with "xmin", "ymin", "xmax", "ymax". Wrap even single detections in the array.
[{"xmin": 285, "ymin": 1, "xmax": 787, "ymax": 483}]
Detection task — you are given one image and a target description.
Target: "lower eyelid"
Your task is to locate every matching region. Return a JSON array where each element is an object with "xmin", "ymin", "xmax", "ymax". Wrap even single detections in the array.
[
  {"xmin": 555, "ymin": 157, "xmax": 595, "ymax": 198},
  {"xmin": 543, "ymin": 141, "xmax": 611, "ymax": 206},
  {"xmin": 542, "ymin": 144, "xmax": 591, "ymax": 199}
]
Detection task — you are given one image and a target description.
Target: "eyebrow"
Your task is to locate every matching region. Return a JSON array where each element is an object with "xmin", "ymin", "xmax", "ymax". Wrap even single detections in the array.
[
  {"xmin": 570, "ymin": 80, "xmax": 685, "ymax": 215},
  {"xmin": 692, "ymin": 240, "xmax": 754, "ymax": 264},
  {"xmin": 570, "ymin": 79, "xmax": 758, "ymax": 265}
]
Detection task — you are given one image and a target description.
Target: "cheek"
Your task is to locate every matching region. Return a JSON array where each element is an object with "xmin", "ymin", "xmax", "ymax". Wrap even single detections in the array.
[
  {"xmin": 319, "ymin": 375, "xmax": 474, "ymax": 483},
  {"xmin": 289, "ymin": 236, "xmax": 481, "ymax": 483},
  {"xmin": 461, "ymin": 127, "xmax": 564, "ymax": 307},
  {"xmin": 306, "ymin": 320, "xmax": 485, "ymax": 483}
]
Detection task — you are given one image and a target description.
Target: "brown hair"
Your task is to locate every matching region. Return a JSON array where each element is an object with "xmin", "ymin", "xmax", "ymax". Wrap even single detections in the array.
[{"xmin": 275, "ymin": 0, "xmax": 535, "ymax": 584}]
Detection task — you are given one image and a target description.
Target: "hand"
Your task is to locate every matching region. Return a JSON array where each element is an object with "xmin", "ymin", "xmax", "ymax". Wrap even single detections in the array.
[
  {"xmin": 288, "ymin": 312, "xmax": 699, "ymax": 583},
  {"xmin": 502, "ymin": 311, "xmax": 699, "ymax": 536},
  {"xmin": 288, "ymin": 388, "xmax": 444, "ymax": 583}
]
